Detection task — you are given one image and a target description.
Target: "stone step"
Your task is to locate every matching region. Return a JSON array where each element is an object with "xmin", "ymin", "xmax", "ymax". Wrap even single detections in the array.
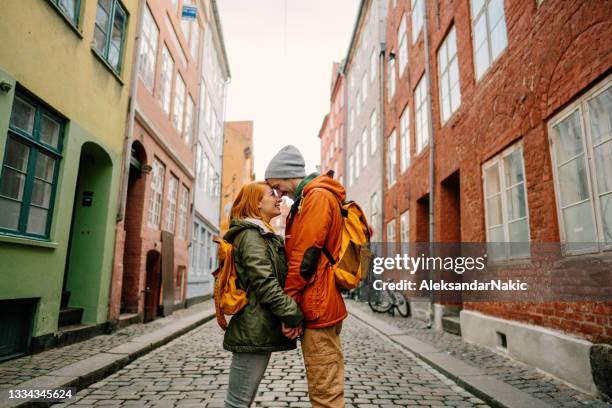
[
  {"xmin": 442, "ymin": 315, "xmax": 461, "ymax": 336},
  {"xmin": 58, "ymin": 307, "xmax": 83, "ymax": 327}
]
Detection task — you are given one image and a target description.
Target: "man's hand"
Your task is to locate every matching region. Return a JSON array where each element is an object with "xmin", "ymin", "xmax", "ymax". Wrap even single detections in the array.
[{"xmin": 282, "ymin": 322, "xmax": 303, "ymax": 339}]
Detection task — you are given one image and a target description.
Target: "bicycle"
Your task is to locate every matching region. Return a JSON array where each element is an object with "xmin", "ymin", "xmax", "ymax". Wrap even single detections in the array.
[{"xmin": 368, "ymin": 280, "xmax": 410, "ymax": 317}]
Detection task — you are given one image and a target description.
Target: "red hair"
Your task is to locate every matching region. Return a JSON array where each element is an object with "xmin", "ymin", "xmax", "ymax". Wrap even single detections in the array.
[{"xmin": 229, "ymin": 181, "xmax": 269, "ymax": 223}]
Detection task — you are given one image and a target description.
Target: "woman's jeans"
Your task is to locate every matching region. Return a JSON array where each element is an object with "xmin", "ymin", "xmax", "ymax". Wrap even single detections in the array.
[{"xmin": 225, "ymin": 351, "xmax": 272, "ymax": 407}]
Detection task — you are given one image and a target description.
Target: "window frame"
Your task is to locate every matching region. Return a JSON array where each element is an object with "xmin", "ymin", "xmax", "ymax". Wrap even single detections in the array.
[
  {"xmin": 148, "ymin": 158, "xmax": 165, "ymax": 229},
  {"xmin": 178, "ymin": 184, "xmax": 189, "ymax": 239},
  {"xmin": 414, "ymin": 74, "xmax": 429, "ymax": 153},
  {"xmin": 470, "ymin": 0, "xmax": 508, "ymax": 81},
  {"xmin": 0, "ymin": 92, "xmax": 65, "ymax": 239},
  {"xmin": 370, "ymin": 111, "xmax": 377, "ymax": 154},
  {"xmin": 411, "ymin": 0, "xmax": 423, "ymax": 44},
  {"xmin": 50, "ymin": 0, "xmax": 82, "ymax": 27},
  {"xmin": 398, "ymin": 14, "xmax": 408, "ymax": 73},
  {"xmin": 139, "ymin": 5, "xmax": 159, "ymax": 92},
  {"xmin": 387, "ymin": 130, "xmax": 397, "ymax": 186},
  {"xmin": 93, "ymin": 0, "xmax": 128, "ymax": 74},
  {"xmin": 400, "ymin": 210, "xmax": 410, "ymax": 243},
  {"xmin": 547, "ymin": 77, "xmax": 612, "ymax": 255},
  {"xmin": 482, "ymin": 141, "xmax": 531, "ymax": 260},
  {"xmin": 400, "ymin": 105, "xmax": 410, "ymax": 172},
  {"xmin": 438, "ymin": 25, "xmax": 461, "ymax": 124}
]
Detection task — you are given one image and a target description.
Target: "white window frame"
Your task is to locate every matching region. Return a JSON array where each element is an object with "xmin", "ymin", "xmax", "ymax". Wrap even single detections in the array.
[
  {"xmin": 370, "ymin": 111, "xmax": 377, "ymax": 154},
  {"xmin": 370, "ymin": 49, "xmax": 377, "ymax": 82},
  {"xmin": 148, "ymin": 159, "xmax": 165, "ymax": 229},
  {"xmin": 387, "ymin": 130, "xmax": 397, "ymax": 186},
  {"xmin": 159, "ymin": 46, "xmax": 174, "ymax": 115},
  {"xmin": 400, "ymin": 210, "xmax": 410, "ymax": 243},
  {"xmin": 400, "ymin": 106, "xmax": 410, "ymax": 172},
  {"xmin": 548, "ymin": 78, "xmax": 612, "ymax": 254},
  {"xmin": 470, "ymin": 0, "xmax": 508, "ymax": 80},
  {"xmin": 398, "ymin": 14, "xmax": 408, "ymax": 73},
  {"xmin": 415, "ymin": 74, "xmax": 429, "ymax": 153},
  {"xmin": 178, "ymin": 184, "xmax": 189, "ymax": 239},
  {"xmin": 387, "ymin": 218, "xmax": 397, "ymax": 242},
  {"xmin": 387, "ymin": 57, "xmax": 396, "ymax": 100},
  {"xmin": 184, "ymin": 95, "xmax": 195, "ymax": 145},
  {"xmin": 165, "ymin": 175, "xmax": 179, "ymax": 233},
  {"xmin": 411, "ymin": 0, "xmax": 423, "ymax": 44},
  {"xmin": 139, "ymin": 6, "xmax": 159, "ymax": 92},
  {"xmin": 438, "ymin": 25, "xmax": 461, "ymax": 124},
  {"xmin": 482, "ymin": 141, "xmax": 530, "ymax": 260},
  {"xmin": 172, "ymin": 75, "xmax": 186, "ymax": 132},
  {"xmin": 361, "ymin": 129, "xmax": 368, "ymax": 167}
]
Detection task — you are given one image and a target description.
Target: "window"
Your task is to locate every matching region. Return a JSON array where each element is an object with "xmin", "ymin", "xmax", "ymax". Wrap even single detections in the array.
[
  {"xmin": 415, "ymin": 74, "xmax": 429, "ymax": 153},
  {"xmin": 0, "ymin": 93, "xmax": 64, "ymax": 238},
  {"xmin": 139, "ymin": 6, "xmax": 158, "ymax": 91},
  {"xmin": 165, "ymin": 175, "xmax": 179, "ymax": 232},
  {"xmin": 190, "ymin": 22, "xmax": 200, "ymax": 61},
  {"xmin": 348, "ymin": 154, "xmax": 354, "ymax": 186},
  {"xmin": 549, "ymin": 81, "xmax": 612, "ymax": 252},
  {"xmin": 148, "ymin": 159, "xmax": 165, "ymax": 228},
  {"xmin": 173, "ymin": 75, "xmax": 186, "ymax": 132},
  {"xmin": 201, "ymin": 153, "xmax": 209, "ymax": 191},
  {"xmin": 483, "ymin": 142, "xmax": 529, "ymax": 259},
  {"xmin": 387, "ymin": 57, "xmax": 396, "ymax": 100},
  {"xmin": 371, "ymin": 193, "xmax": 379, "ymax": 239},
  {"xmin": 160, "ymin": 46, "xmax": 174, "ymax": 115},
  {"xmin": 370, "ymin": 50, "xmax": 377, "ymax": 82},
  {"xmin": 438, "ymin": 26, "xmax": 461, "ymax": 123},
  {"xmin": 356, "ymin": 92, "xmax": 361, "ymax": 116},
  {"xmin": 93, "ymin": 0, "xmax": 127, "ymax": 72},
  {"xmin": 361, "ymin": 129, "xmax": 368, "ymax": 167},
  {"xmin": 387, "ymin": 130, "xmax": 397, "ymax": 186},
  {"xmin": 370, "ymin": 111, "xmax": 377, "ymax": 154},
  {"xmin": 184, "ymin": 96, "xmax": 195, "ymax": 145},
  {"xmin": 387, "ymin": 218, "xmax": 397, "ymax": 242},
  {"xmin": 355, "ymin": 143, "xmax": 361, "ymax": 179},
  {"xmin": 411, "ymin": 0, "xmax": 423, "ymax": 43},
  {"xmin": 398, "ymin": 15, "xmax": 408, "ymax": 73},
  {"xmin": 177, "ymin": 186, "xmax": 188, "ymax": 238},
  {"xmin": 349, "ymin": 108, "xmax": 354, "ymax": 132},
  {"xmin": 400, "ymin": 210, "xmax": 410, "ymax": 242},
  {"xmin": 54, "ymin": 0, "xmax": 81, "ymax": 25},
  {"xmin": 471, "ymin": 0, "xmax": 508, "ymax": 80},
  {"xmin": 400, "ymin": 106, "xmax": 410, "ymax": 172},
  {"xmin": 362, "ymin": 74, "xmax": 368, "ymax": 100}
]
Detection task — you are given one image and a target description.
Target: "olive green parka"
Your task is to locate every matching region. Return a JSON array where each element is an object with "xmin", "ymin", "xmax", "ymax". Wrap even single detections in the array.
[{"xmin": 222, "ymin": 218, "xmax": 303, "ymax": 353}]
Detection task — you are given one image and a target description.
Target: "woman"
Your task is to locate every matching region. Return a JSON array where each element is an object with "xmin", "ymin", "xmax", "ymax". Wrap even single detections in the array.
[{"xmin": 222, "ymin": 181, "xmax": 304, "ymax": 408}]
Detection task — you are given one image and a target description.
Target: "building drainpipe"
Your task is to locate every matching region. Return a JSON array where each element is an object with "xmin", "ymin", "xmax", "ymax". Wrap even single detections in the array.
[
  {"xmin": 422, "ymin": 0, "xmax": 437, "ymax": 329},
  {"xmin": 379, "ymin": 40, "xmax": 386, "ymax": 247},
  {"xmin": 117, "ymin": 0, "xmax": 145, "ymax": 222}
]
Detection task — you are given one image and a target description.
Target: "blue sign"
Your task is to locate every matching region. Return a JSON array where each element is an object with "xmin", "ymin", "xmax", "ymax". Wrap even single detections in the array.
[{"xmin": 182, "ymin": 5, "xmax": 197, "ymax": 21}]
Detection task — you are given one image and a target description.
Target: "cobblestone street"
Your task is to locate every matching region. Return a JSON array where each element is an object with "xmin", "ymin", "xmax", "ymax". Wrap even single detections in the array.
[{"xmin": 52, "ymin": 316, "xmax": 489, "ymax": 407}]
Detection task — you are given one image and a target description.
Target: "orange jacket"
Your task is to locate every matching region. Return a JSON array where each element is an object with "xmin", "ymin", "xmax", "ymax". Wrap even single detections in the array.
[{"xmin": 284, "ymin": 174, "xmax": 347, "ymax": 329}]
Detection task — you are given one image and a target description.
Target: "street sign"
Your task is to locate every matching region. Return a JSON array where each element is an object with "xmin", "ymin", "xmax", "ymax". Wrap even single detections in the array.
[{"xmin": 182, "ymin": 5, "xmax": 197, "ymax": 21}]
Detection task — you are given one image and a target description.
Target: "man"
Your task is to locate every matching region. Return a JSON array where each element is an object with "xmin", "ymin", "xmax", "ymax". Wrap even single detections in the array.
[{"xmin": 265, "ymin": 145, "xmax": 347, "ymax": 408}]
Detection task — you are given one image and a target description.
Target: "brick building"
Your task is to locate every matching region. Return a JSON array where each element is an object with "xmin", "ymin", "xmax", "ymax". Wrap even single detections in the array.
[
  {"xmin": 344, "ymin": 0, "xmax": 389, "ymax": 241},
  {"xmin": 319, "ymin": 63, "xmax": 347, "ymax": 187},
  {"xmin": 383, "ymin": 0, "xmax": 611, "ymax": 396},
  {"xmin": 220, "ymin": 120, "xmax": 255, "ymax": 235},
  {"xmin": 111, "ymin": 0, "xmax": 207, "ymax": 324}
]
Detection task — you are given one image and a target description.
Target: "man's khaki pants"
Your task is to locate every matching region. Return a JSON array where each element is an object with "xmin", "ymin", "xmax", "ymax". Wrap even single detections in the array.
[{"xmin": 301, "ymin": 323, "xmax": 344, "ymax": 407}]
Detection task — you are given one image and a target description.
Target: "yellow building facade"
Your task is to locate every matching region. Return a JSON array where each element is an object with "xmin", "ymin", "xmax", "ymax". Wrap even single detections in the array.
[{"xmin": 0, "ymin": 0, "xmax": 138, "ymax": 359}]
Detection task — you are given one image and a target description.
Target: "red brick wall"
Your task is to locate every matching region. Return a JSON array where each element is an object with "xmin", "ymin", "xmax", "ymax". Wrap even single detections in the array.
[
  {"xmin": 320, "ymin": 68, "xmax": 346, "ymax": 184},
  {"xmin": 383, "ymin": 0, "xmax": 612, "ymax": 342}
]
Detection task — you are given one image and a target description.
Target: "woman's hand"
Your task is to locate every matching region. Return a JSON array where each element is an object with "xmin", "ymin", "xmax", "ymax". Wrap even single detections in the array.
[{"xmin": 282, "ymin": 322, "xmax": 303, "ymax": 339}]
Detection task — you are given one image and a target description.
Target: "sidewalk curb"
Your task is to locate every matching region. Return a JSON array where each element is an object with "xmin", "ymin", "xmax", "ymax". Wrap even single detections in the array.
[
  {"xmin": 1, "ymin": 308, "xmax": 216, "ymax": 408},
  {"xmin": 348, "ymin": 303, "xmax": 552, "ymax": 408}
]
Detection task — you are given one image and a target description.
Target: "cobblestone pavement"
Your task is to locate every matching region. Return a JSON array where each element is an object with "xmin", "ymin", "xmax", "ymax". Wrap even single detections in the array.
[
  {"xmin": 0, "ymin": 301, "xmax": 213, "ymax": 389},
  {"xmin": 52, "ymin": 315, "xmax": 490, "ymax": 407},
  {"xmin": 349, "ymin": 300, "xmax": 611, "ymax": 407}
]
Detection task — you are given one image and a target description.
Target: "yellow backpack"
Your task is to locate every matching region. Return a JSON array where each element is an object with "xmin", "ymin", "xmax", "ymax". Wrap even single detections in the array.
[
  {"xmin": 323, "ymin": 201, "xmax": 373, "ymax": 290},
  {"xmin": 212, "ymin": 239, "xmax": 248, "ymax": 330}
]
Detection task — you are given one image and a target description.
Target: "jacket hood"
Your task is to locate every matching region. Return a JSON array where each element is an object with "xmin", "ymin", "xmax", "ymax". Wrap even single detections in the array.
[
  {"xmin": 303, "ymin": 174, "xmax": 346, "ymax": 202},
  {"xmin": 224, "ymin": 218, "xmax": 275, "ymax": 242}
]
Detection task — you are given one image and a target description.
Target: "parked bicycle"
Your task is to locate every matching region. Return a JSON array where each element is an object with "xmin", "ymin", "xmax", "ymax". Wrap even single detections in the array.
[{"xmin": 368, "ymin": 279, "xmax": 410, "ymax": 317}]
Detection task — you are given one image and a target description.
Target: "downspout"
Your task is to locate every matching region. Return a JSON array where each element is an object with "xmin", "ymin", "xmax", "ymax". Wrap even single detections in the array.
[
  {"xmin": 117, "ymin": 0, "xmax": 145, "ymax": 222},
  {"xmin": 379, "ymin": 41, "xmax": 386, "ymax": 246},
  {"xmin": 422, "ymin": 0, "xmax": 436, "ymax": 328}
]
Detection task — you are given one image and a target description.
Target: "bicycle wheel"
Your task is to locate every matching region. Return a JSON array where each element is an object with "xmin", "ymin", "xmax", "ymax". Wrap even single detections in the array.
[
  {"xmin": 394, "ymin": 292, "xmax": 410, "ymax": 317},
  {"xmin": 368, "ymin": 290, "xmax": 393, "ymax": 313}
]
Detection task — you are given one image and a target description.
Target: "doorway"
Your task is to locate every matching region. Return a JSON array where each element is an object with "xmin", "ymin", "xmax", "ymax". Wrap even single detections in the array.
[{"xmin": 144, "ymin": 250, "xmax": 162, "ymax": 322}]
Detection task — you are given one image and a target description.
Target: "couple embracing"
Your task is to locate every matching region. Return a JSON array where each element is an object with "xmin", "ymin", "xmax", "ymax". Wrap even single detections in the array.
[{"xmin": 221, "ymin": 145, "xmax": 347, "ymax": 408}]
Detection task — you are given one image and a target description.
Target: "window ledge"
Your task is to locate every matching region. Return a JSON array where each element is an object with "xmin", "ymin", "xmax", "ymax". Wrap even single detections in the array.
[
  {"xmin": 0, "ymin": 233, "xmax": 58, "ymax": 249},
  {"xmin": 91, "ymin": 47, "xmax": 125, "ymax": 85},
  {"xmin": 46, "ymin": 0, "xmax": 83, "ymax": 39}
]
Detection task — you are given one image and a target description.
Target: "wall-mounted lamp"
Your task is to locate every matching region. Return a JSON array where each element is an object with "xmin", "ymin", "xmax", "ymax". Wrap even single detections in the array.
[{"xmin": 0, "ymin": 81, "xmax": 13, "ymax": 93}]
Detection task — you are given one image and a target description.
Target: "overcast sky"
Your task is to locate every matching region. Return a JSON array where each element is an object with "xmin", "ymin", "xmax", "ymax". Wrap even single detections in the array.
[{"xmin": 217, "ymin": 0, "xmax": 360, "ymax": 179}]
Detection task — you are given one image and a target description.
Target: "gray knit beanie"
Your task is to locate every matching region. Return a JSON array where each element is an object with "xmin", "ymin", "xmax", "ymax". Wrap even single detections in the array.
[{"xmin": 265, "ymin": 145, "xmax": 306, "ymax": 179}]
